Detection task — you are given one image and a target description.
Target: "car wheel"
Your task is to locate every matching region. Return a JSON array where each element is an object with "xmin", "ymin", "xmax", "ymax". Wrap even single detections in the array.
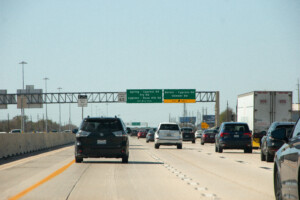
[
  {"xmin": 261, "ymin": 149, "xmax": 266, "ymax": 161},
  {"xmin": 192, "ymin": 140, "xmax": 195, "ymax": 144},
  {"xmin": 274, "ymin": 167, "xmax": 283, "ymax": 200},
  {"xmin": 244, "ymin": 148, "xmax": 252, "ymax": 153},
  {"xmin": 122, "ymin": 155, "xmax": 129, "ymax": 163},
  {"xmin": 218, "ymin": 146, "xmax": 223, "ymax": 153},
  {"xmin": 177, "ymin": 144, "xmax": 182, "ymax": 149},
  {"xmin": 201, "ymin": 139, "xmax": 204, "ymax": 145},
  {"xmin": 215, "ymin": 145, "xmax": 218, "ymax": 152},
  {"xmin": 266, "ymin": 151, "xmax": 274, "ymax": 162},
  {"xmin": 155, "ymin": 144, "xmax": 160, "ymax": 149},
  {"xmin": 75, "ymin": 156, "xmax": 83, "ymax": 163}
]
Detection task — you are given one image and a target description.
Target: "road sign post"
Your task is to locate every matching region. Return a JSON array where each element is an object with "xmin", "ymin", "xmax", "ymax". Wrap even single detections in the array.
[{"xmin": 78, "ymin": 95, "xmax": 88, "ymax": 119}]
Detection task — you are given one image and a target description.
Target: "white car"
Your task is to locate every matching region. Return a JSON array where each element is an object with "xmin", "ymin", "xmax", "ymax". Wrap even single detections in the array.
[
  {"xmin": 195, "ymin": 130, "xmax": 203, "ymax": 138},
  {"xmin": 154, "ymin": 122, "xmax": 182, "ymax": 149}
]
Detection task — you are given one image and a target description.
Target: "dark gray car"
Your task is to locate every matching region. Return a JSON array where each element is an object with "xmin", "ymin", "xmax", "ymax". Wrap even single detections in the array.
[
  {"xmin": 215, "ymin": 122, "xmax": 252, "ymax": 153},
  {"xmin": 146, "ymin": 130, "xmax": 155, "ymax": 142},
  {"xmin": 273, "ymin": 118, "xmax": 300, "ymax": 199},
  {"xmin": 74, "ymin": 117, "xmax": 129, "ymax": 163}
]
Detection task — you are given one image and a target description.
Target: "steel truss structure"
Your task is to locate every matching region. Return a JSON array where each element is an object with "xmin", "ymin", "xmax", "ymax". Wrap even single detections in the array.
[{"xmin": 0, "ymin": 91, "xmax": 217, "ymax": 105}]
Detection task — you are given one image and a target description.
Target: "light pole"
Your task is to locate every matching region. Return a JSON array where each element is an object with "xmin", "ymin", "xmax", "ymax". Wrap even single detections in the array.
[
  {"xmin": 69, "ymin": 103, "xmax": 71, "ymax": 131},
  {"xmin": 19, "ymin": 61, "xmax": 27, "ymax": 133},
  {"xmin": 43, "ymin": 77, "xmax": 49, "ymax": 133},
  {"xmin": 58, "ymin": 87, "xmax": 62, "ymax": 132}
]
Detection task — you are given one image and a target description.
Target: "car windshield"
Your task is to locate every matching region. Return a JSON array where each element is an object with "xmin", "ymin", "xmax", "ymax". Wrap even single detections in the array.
[
  {"xmin": 160, "ymin": 124, "xmax": 179, "ymax": 130},
  {"xmin": 224, "ymin": 124, "xmax": 249, "ymax": 132},
  {"xmin": 80, "ymin": 119, "xmax": 123, "ymax": 132}
]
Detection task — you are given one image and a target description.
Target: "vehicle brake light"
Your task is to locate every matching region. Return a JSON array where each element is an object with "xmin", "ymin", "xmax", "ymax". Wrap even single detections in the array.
[
  {"xmin": 220, "ymin": 132, "xmax": 229, "ymax": 137},
  {"xmin": 113, "ymin": 131, "xmax": 126, "ymax": 137},
  {"xmin": 243, "ymin": 132, "xmax": 252, "ymax": 137},
  {"xmin": 204, "ymin": 134, "xmax": 208, "ymax": 138}
]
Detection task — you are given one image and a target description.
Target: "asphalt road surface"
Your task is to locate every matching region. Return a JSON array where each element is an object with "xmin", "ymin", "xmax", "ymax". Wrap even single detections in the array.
[{"xmin": 0, "ymin": 137, "xmax": 274, "ymax": 200}]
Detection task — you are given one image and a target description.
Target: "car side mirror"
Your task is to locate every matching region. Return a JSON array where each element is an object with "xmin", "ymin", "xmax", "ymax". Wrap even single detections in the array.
[
  {"xmin": 261, "ymin": 131, "xmax": 266, "ymax": 136},
  {"xmin": 271, "ymin": 128, "xmax": 287, "ymax": 142},
  {"xmin": 72, "ymin": 129, "xmax": 78, "ymax": 134}
]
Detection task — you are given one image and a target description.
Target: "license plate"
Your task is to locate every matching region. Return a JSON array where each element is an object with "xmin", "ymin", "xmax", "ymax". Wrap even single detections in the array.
[
  {"xmin": 97, "ymin": 140, "xmax": 106, "ymax": 144},
  {"xmin": 210, "ymin": 136, "xmax": 214, "ymax": 138},
  {"xmin": 185, "ymin": 135, "xmax": 189, "ymax": 137},
  {"xmin": 234, "ymin": 135, "xmax": 239, "ymax": 138}
]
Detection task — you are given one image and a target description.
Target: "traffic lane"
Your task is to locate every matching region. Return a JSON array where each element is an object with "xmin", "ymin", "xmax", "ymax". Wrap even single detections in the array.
[
  {"xmin": 0, "ymin": 146, "xmax": 74, "ymax": 200},
  {"xmin": 141, "ymin": 137, "xmax": 274, "ymax": 200},
  {"xmin": 196, "ymin": 140, "xmax": 274, "ymax": 171},
  {"xmin": 18, "ymin": 142, "xmax": 206, "ymax": 200}
]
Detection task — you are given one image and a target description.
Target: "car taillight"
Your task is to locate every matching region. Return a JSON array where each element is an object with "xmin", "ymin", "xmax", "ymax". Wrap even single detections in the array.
[
  {"xmin": 220, "ymin": 132, "xmax": 229, "ymax": 137},
  {"xmin": 243, "ymin": 132, "xmax": 252, "ymax": 137},
  {"xmin": 113, "ymin": 131, "xmax": 126, "ymax": 137},
  {"xmin": 204, "ymin": 134, "xmax": 208, "ymax": 138}
]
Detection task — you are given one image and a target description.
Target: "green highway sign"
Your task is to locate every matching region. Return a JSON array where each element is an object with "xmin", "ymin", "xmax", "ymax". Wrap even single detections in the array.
[
  {"xmin": 127, "ymin": 89, "xmax": 163, "ymax": 103},
  {"xmin": 131, "ymin": 122, "xmax": 141, "ymax": 126},
  {"xmin": 164, "ymin": 89, "xmax": 196, "ymax": 103}
]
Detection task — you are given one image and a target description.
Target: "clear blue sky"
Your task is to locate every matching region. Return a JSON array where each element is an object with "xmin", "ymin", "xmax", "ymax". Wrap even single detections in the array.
[{"xmin": 0, "ymin": 0, "xmax": 300, "ymax": 127}]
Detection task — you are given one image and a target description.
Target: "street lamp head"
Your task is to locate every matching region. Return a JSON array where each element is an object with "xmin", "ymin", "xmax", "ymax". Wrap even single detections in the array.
[
  {"xmin": 43, "ymin": 77, "xmax": 49, "ymax": 81},
  {"xmin": 19, "ymin": 61, "xmax": 27, "ymax": 65}
]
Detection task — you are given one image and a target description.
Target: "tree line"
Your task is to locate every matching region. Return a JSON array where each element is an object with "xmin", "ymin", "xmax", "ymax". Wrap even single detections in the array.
[{"xmin": 0, "ymin": 115, "xmax": 77, "ymax": 133}]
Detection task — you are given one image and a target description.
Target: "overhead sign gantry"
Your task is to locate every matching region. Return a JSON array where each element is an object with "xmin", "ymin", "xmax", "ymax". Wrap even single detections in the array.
[{"xmin": 0, "ymin": 88, "xmax": 220, "ymax": 126}]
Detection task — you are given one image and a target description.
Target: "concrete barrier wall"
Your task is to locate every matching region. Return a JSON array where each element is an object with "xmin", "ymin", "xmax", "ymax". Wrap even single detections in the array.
[{"xmin": 0, "ymin": 133, "xmax": 75, "ymax": 159}]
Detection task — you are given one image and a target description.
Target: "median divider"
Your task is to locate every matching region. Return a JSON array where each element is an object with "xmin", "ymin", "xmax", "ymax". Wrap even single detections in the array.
[{"xmin": 0, "ymin": 133, "xmax": 75, "ymax": 159}]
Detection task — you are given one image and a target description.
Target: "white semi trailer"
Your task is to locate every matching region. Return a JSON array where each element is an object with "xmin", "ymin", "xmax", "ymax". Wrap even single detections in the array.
[{"xmin": 237, "ymin": 91, "xmax": 292, "ymax": 148}]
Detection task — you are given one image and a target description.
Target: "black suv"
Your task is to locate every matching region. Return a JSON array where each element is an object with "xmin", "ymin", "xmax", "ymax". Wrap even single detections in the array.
[
  {"xmin": 215, "ymin": 122, "xmax": 252, "ymax": 153},
  {"xmin": 181, "ymin": 127, "xmax": 195, "ymax": 143},
  {"xmin": 260, "ymin": 121, "xmax": 295, "ymax": 162},
  {"xmin": 74, "ymin": 117, "xmax": 129, "ymax": 163}
]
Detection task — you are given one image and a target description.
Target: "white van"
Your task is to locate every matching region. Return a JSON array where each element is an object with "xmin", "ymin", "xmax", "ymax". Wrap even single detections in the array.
[
  {"xmin": 9, "ymin": 129, "xmax": 21, "ymax": 133},
  {"xmin": 154, "ymin": 123, "xmax": 182, "ymax": 149}
]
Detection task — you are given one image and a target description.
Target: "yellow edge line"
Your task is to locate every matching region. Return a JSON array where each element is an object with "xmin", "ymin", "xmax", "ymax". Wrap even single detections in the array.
[{"xmin": 9, "ymin": 160, "xmax": 75, "ymax": 200}]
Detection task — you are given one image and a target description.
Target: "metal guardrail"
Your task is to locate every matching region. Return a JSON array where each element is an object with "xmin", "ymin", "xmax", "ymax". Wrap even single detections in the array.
[{"xmin": 0, "ymin": 91, "xmax": 217, "ymax": 104}]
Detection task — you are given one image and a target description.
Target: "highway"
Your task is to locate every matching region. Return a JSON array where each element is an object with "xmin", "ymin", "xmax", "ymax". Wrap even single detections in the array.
[{"xmin": 0, "ymin": 137, "xmax": 274, "ymax": 200}]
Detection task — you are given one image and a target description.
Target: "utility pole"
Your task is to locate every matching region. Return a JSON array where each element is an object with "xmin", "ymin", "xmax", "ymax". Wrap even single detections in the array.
[
  {"xmin": 226, "ymin": 101, "xmax": 229, "ymax": 122},
  {"xmin": 297, "ymin": 78, "xmax": 300, "ymax": 105},
  {"xmin": 43, "ymin": 77, "xmax": 49, "ymax": 133},
  {"xmin": 37, "ymin": 114, "xmax": 40, "ymax": 132},
  {"xmin": 69, "ymin": 103, "xmax": 71, "ymax": 131},
  {"xmin": 183, "ymin": 103, "xmax": 187, "ymax": 117},
  {"xmin": 57, "ymin": 87, "xmax": 62, "ymax": 132},
  {"xmin": 7, "ymin": 113, "xmax": 10, "ymax": 132},
  {"xmin": 19, "ymin": 61, "xmax": 27, "ymax": 133},
  {"xmin": 297, "ymin": 79, "xmax": 300, "ymax": 118}
]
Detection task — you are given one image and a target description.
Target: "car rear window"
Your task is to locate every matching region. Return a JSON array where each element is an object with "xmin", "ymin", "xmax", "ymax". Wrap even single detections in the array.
[
  {"xmin": 205, "ymin": 130, "xmax": 218, "ymax": 134},
  {"xmin": 160, "ymin": 124, "xmax": 179, "ymax": 130},
  {"xmin": 276, "ymin": 125, "xmax": 294, "ymax": 130},
  {"xmin": 80, "ymin": 119, "xmax": 123, "ymax": 132},
  {"xmin": 276, "ymin": 125, "xmax": 294, "ymax": 136},
  {"xmin": 224, "ymin": 124, "xmax": 249, "ymax": 132},
  {"xmin": 181, "ymin": 128, "xmax": 192, "ymax": 132}
]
